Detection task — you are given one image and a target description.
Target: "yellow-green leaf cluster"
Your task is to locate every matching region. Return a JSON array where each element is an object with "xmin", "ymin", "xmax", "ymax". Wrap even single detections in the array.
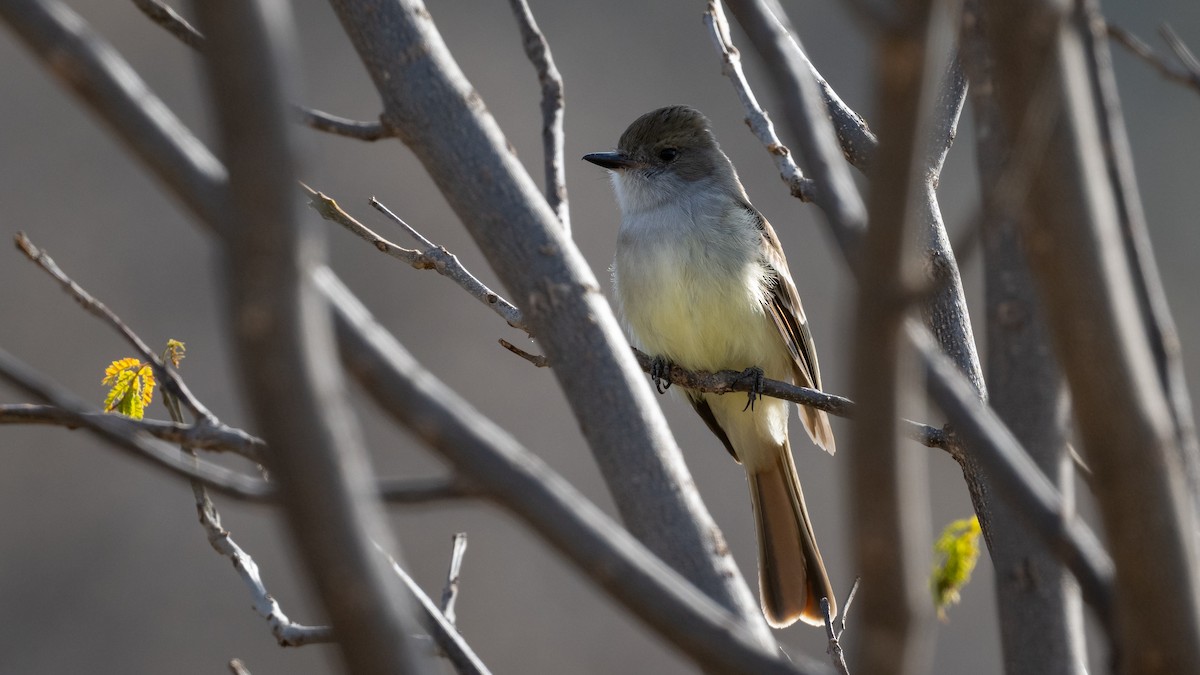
[
  {"xmin": 931, "ymin": 515, "xmax": 982, "ymax": 620},
  {"xmin": 102, "ymin": 357, "xmax": 156, "ymax": 420}
]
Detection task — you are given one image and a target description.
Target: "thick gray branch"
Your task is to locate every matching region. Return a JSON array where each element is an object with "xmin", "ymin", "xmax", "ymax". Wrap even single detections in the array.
[
  {"xmin": 981, "ymin": 1, "xmax": 1200, "ymax": 671},
  {"xmin": 191, "ymin": 2, "xmax": 431, "ymax": 673}
]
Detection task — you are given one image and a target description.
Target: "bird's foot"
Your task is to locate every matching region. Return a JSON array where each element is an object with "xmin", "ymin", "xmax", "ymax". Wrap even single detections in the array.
[
  {"xmin": 740, "ymin": 366, "xmax": 765, "ymax": 412},
  {"xmin": 650, "ymin": 356, "xmax": 673, "ymax": 394}
]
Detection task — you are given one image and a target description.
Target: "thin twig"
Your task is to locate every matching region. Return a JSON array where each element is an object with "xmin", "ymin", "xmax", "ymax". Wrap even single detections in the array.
[
  {"xmin": 228, "ymin": 659, "xmax": 252, "ymax": 675},
  {"xmin": 507, "ymin": 0, "xmax": 569, "ymax": 230},
  {"xmin": 193, "ymin": 467, "xmax": 332, "ymax": 645},
  {"xmin": 840, "ymin": 577, "xmax": 861, "ymax": 638},
  {"xmin": 0, "ymin": 404, "xmax": 264, "ymax": 460},
  {"xmin": 131, "ymin": 0, "xmax": 204, "ymax": 49},
  {"xmin": 132, "ymin": 0, "xmax": 390, "ymax": 139},
  {"xmin": 0, "ymin": 347, "xmax": 272, "ymax": 501},
  {"xmin": 705, "ymin": 2, "xmax": 817, "ymax": 202},
  {"xmin": 301, "ymin": 185, "xmax": 528, "ymax": 332},
  {"xmin": 378, "ymin": 544, "xmax": 493, "ymax": 675},
  {"xmin": 719, "ymin": 0, "xmax": 868, "ymax": 257},
  {"xmin": 1161, "ymin": 24, "xmax": 1200, "ymax": 77},
  {"xmin": 15, "ymin": 232, "xmax": 216, "ymax": 423},
  {"xmin": 822, "ymin": 596, "xmax": 850, "ymax": 675},
  {"xmin": 440, "ymin": 532, "xmax": 469, "ymax": 626},
  {"xmin": 294, "ymin": 106, "xmax": 390, "ymax": 140},
  {"xmin": 498, "ymin": 338, "xmax": 548, "ymax": 367},
  {"xmin": 1107, "ymin": 22, "xmax": 1200, "ymax": 94}
]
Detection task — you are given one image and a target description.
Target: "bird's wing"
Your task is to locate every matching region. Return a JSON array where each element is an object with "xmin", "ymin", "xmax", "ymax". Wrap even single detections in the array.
[{"xmin": 738, "ymin": 201, "xmax": 822, "ymax": 392}]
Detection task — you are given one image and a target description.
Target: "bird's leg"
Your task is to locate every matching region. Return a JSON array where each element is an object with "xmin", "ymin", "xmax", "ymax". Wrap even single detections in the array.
[
  {"xmin": 650, "ymin": 355, "xmax": 673, "ymax": 394},
  {"xmin": 740, "ymin": 366, "xmax": 765, "ymax": 412}
]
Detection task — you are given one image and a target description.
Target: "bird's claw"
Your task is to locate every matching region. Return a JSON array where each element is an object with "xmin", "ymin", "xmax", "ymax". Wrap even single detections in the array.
[
  {"xmin": 650, "ymin": 356, "xmax": 673, "ymax": 394},
  {"xmin": 741, "ymin": 366, "xmax": 765, "ymax": 412}
]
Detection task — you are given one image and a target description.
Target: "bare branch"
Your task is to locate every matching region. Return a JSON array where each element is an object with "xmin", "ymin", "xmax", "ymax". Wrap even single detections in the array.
[
  {"xmin": 962, "ymin": 1, "xmax": 1087, "ymax": 668},
  {"xmin": 843, "ymin": 0, "xmax": 942, "ymax": 667},
  {"xmin": 0, "ymin": 347, "xmax": 272, "ymax": 501},
  {"xmin": 228, "ymin": 659, "xmax": 252, "ymax": 675},
  {"xmin": 498, "ymin": 338, "xmax": 548, "ymax": 367},
  {"xmin": 193, "ymin": 2, "xmax": 431, "ymax": 672},
  {"xmin": 722, "ymin": 0, "xmax": 867, "ymax": 257},
  {"xmin": 15, "ymin": 232, "xmax": 216, "ymax": 423},
  {"xmin": 911, "ymin": 322, "xmax": 1116, "ymax": 628},
  {"xmin": 821, "ymin": 595, "xmax": 849, "ymax": 675},
  {"xmin": 704, "ymin": 3, "xmax": 817, "ymax": 202},
  {"xmin": 193, "ymin": 483, "xmax": 333, "ymax": 646},
  {"xmin": 1107, "ymin": 22, "xmax": 1200, "ymax": 94},
  {"xmin": 1082, "ymin": 3, "xmax": 1200, "ymax": 519},
  {"xmin": 0, "ymin": 404, "xmax": 264, "ymax": 460},
  {"xmin": 379, "ymin": 545, "xmax": 492, "ymax": 675},
  {"xmin": 506, "ymin": 0, "xmax": 569, "ymax": 230},
  {"xmin": 131, "ymin": 0, "xmax": 203, "ymax": 49},
  {"xmin": 303, "ymin": 185, "xmax": 527, "ymax": 333},
  {"xmin": 295, "ymin": 107, "xmax": 390, "ymax": 141},
  {"xmin": 440, "ymin": 533, "xmax": 468, "ymax": 626}
]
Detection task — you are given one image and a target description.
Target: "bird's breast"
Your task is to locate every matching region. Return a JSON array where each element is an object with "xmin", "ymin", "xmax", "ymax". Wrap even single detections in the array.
[{"xmin": 613, "ymin": 204, "xmax": 787, "ymax": 376}]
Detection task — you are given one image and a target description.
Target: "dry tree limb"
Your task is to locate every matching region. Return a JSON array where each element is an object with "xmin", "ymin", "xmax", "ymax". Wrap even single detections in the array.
[
  {"xmin": 293, "ymin": 107, "xmax": 390, "ymax": 141},
  {"xmin": 303, "ymin": 184, "xmax": 527, "ymax": 333},
  {"xmin": 705, "ymin": 4, "xmax": 817, "ymax": 202},
  {"xmin": 193, "ymin": 2, "xmax": 432, "ymax": 672},
  {"xmin": 193, "ymin": 485, "xmax": 334, "ymax": 646},
  {"xmin": 1107, "ymin": 22, "xmax": 1200, "ymax": 94},
  {"xmin": 377, "ymin": 543, "xmax": 491, "ymax": 675},
  {"xmin": 0, "ymin": 404, "xmax": 264, "ymax": 460},
  {"xmin": 440, "ymin": 533, "xmax": 468, "ymax": 626},
  {"xmin": 506, "ymin": 0, "xmax": 569, "ymax": 230}
]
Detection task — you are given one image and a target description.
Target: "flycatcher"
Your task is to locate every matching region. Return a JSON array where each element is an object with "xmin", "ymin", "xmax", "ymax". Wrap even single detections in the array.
[{"xmin": 584, "ymin": 105, "xmax": 836, "ymax": 628}]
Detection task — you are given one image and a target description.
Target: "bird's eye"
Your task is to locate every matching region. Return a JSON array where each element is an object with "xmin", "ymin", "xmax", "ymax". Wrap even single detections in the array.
[{"xmin": 657, "ymin": 148, "xmax": 679, "ymax": 162}]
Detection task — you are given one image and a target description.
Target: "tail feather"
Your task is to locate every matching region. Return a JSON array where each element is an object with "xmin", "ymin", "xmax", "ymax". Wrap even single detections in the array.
[
  {"xmin": 800, "ymin": 405, "xmax": 836, "ymax": 456},
  {"xmin": 748, "ymin": 443, "xmax": 836, "ymax": 627}
]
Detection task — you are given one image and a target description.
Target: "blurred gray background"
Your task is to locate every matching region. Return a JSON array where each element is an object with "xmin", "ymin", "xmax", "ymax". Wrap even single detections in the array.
[{"xmin": 1, "ymin": 1, "xmax": 1197, "ymax": 673}]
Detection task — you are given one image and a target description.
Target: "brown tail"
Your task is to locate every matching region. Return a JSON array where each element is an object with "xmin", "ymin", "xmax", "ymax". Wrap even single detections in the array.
[{"xmin": 747, "ymin": 443, "xmax": 836, "ymax": 627}]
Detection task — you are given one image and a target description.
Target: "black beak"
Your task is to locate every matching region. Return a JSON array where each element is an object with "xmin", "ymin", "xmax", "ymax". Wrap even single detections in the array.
[{"xmin": 582, "ymin": 152, "xmax": 636, "ymax": 170}]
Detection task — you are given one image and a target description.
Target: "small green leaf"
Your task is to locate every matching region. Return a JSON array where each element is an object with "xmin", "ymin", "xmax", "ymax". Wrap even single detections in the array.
[
  {"xmin": 931, "ymin": 516, "xmax": 982, "ymax": 620},
  {"xmin": 101, "ymin": 358, "xmax": 156, "ymax": 420}
]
